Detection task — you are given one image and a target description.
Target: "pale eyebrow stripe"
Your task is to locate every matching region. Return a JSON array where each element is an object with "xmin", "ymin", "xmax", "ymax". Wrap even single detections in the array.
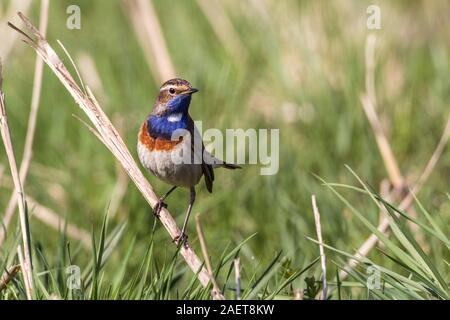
[
  {"xmin": 160, "ymin": 84, "xmax": 176, "ymax": 91},
  {"xmin": 160, "ymin": 84, "xmax": 189, "ymax": 92}
]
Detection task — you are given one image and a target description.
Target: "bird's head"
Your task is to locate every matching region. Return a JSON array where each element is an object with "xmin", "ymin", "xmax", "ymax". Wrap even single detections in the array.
[{"xmin": 152, "ymin": 78, "xmax": 198, "ymax": 116}]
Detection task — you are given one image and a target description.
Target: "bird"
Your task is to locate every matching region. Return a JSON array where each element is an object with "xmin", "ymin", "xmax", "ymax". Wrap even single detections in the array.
[{"xmin": 137, "ymin": 78, "xmax": 240, "ymax": 245}]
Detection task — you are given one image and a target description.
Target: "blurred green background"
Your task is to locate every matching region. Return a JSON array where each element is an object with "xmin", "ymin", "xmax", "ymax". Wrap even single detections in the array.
[{"xmin": 0, "ymin": 0, "xmax": 449, "ymax": 299}]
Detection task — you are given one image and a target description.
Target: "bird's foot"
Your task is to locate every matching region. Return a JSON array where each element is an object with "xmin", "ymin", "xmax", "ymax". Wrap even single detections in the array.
[
  {"xmin": 152, "ymin": 199, "xmax": 168, "ymax": 218},
  {"xmin": 173, "ymin": 232, "xmax": 189, "ymax": 247}
]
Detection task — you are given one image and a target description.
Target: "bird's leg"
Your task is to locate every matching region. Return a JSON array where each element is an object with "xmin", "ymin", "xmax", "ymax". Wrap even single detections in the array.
[
  {"xmin": 174, "ymin": 187, "xmax": 196, "ymax": 246},
  {"xmin": 153, "ymin": 186, "xmax": 177, "ymax": 218}
]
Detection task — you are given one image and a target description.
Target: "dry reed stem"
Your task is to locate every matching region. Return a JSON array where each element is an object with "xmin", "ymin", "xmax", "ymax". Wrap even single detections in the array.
[
  {"xmin": 195, "ymin": 215, "xmax": 225, "ymax": 300},
  {"xmin": 8, "ymin": 12, "xmax": 211, "ymax": 287},
  {"xmin": 338, "ymin": 33, "xmax": 450, "ymax": 281},
  {"xmin": 77, "ymin": 53, "xmax": 128, "ymax": 218},
  {"xmin": 363, "ymin": 34, "xmax": 403, "ymax": 189},
  {"xmin": 339, "ymin": 128, "xmax": 450, "ymax": 279},
  {"xmin": 234, "ymin": 258, "xmax": 241, "ymax": 300},
  {"xmin": 106, "ymin": 125, "xmax": 129, "ymax": 217},
  {"xmin": 16, "ymin": 244, "xmax": 31, "ymax": 299},
  {"xmin": 312, "ymin": 195, "xmax": 327, "ymax": 300},
  {"xmin": 408, "ymin": 116, "xmax": 450, "ymax": 197},
  {"xmin": 0, "ymin": 64, "xmax": 33, "ymax": 299},
  {"xmin": 0, "ymin": 264, "xmax": 20, "ymax": 292},
  {"xmin": 361, "ymin": 91, "xmax": 424, "ymax": 239},
  {"xmin": 0, "ymin": 0, "xmax": 49, "ymax": 247},
  {"xmin": 121, "ymin": 0, "xmax": 175, "ymax": 83}
]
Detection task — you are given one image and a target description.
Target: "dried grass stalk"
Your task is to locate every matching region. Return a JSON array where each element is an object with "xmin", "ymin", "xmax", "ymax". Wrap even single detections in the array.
[
  {"xmin": 8, "ymin": 12, "xmax": 211, "ymax": 287},
  {"xmin": 0, "ymin": 63, "xmax": 33, "ymax": 299},
  {"xmin": 312, "ymin": 195, "xmax": 327, "ymax": 300},
  {"xmin": 0, "ymin": 0, "xmax": 49, "ymax": 247},
  {"xmin": 339, "ymin": 34, "xmax": 450, "ymax": 281},
  {"xmin": 195, "ymin": 215, "xmax": 225, "ymax": 300},
  {"xmin": 0, "ymin": 265, "xmax": 20, "ymax": 292}
]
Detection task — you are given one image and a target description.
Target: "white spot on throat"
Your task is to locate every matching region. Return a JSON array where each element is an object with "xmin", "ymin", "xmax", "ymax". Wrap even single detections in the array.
[{"xmin": 167, "ymin": 113, "xmax": 183, "ymax": 122}]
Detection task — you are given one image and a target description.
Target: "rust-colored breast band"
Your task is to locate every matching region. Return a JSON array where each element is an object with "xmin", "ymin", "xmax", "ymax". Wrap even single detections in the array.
[{"xmin": 139, "ymin": 121, "xmax": 183, "ymax": 151}]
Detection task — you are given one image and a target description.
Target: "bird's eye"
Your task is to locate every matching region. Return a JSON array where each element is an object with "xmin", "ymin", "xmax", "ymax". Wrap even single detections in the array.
[{"xmin": 169, "ymin": 88, "xmax": 176, "ymax": 94}]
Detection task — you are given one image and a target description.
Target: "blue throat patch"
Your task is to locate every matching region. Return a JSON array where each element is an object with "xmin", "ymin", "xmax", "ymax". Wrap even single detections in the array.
[
  {"xmin": 147, "ymin": 113, "xmax": 189, "ymax": 140},
  {"xmin": 166, "ymin": 94, "xmax": 192, "ymax": 113},
  {"xmin": 148, "ymin": 94, "xmax": 192, "ymax": 140}
]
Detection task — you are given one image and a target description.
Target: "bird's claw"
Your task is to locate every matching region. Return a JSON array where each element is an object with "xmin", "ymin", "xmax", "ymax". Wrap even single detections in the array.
[
  {"xmin": 152, "ymin": 199, "xmax": 168, "ymax": 218},
  {"xmin": 173, "ymin": 232, "xmax": 188, "ymax": 247}
]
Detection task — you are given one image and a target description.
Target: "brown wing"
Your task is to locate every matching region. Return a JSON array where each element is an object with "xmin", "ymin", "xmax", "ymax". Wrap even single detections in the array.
[
  {"xmin": 202, "ymin": 160, "xmax": 214, "ymax": 193},
  {"xmin": 188, "ymin": 118, "xmax": 214, "ymax": 193}
]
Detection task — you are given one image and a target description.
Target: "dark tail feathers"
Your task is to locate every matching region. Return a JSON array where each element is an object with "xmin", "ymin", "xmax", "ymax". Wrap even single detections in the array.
[{"xmin": 221, "ymin": 162, "xmax": 241, "ymax": 169}]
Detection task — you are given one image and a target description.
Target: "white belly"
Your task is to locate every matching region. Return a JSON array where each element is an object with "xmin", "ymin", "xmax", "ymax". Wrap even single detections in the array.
[{"xmin": 137, "ymin": 140, "xmax": 203, "ymax": 188}]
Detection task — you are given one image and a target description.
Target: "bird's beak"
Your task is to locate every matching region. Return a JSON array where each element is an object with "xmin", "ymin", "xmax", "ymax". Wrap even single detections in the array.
[{"xmin": 183, "ymin": 88, "xmax": 199, "ymax": 95}]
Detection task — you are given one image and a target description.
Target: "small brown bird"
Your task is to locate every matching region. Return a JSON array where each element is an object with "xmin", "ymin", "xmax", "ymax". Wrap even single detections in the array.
[{"xmin": 137, "ymin": 78, "xmax": 240, "ymax": 244}]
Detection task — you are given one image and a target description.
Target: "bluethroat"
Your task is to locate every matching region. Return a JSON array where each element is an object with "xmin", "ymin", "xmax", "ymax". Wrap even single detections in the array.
[{"xmin": 137, "ymin": 78, "xmax": 240, "ymax": 245}]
